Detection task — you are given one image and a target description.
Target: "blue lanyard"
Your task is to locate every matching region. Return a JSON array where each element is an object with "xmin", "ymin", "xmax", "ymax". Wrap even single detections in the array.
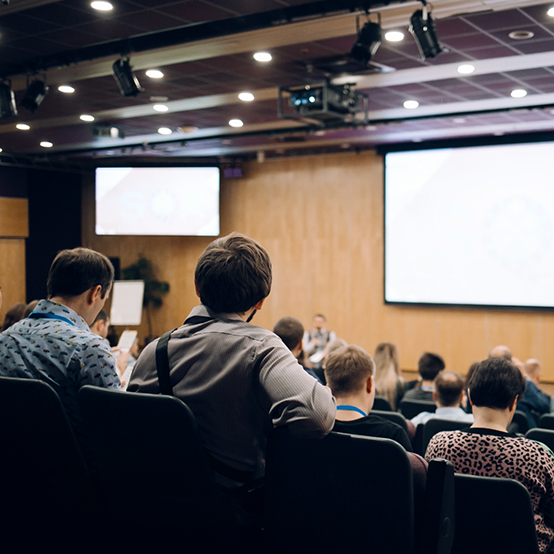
[
  {"xmin": 336, "ymin": 405, "xmax": 367, "ymax": 418},
  {"xmin": 29, "ymin": 311, "xmax": 76, "ymax": 327}
]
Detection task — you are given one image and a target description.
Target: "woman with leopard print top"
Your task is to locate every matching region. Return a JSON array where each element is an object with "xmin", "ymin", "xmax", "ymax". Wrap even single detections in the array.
[{"xmin": 426, "ymin": 357, "xmax": 554, "ymax": 553}]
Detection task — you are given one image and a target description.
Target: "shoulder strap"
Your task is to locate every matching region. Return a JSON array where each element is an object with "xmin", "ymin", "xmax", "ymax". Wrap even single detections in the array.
[{"xmin": 155, "ymin": 329, "xmax": 176, "ymax": 396}]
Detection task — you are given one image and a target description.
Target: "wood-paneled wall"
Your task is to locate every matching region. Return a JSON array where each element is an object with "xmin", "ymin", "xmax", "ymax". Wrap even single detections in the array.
[{"xmin": 82, "ymin": 152, "xmax": 554, "ymax": 381}]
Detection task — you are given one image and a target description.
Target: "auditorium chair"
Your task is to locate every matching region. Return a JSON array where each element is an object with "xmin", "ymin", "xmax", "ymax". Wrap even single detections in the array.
[
  {"xmin": 400, "ymin": 398, "xmax": 436, "ymax": 420},
  {"xmin": 418, "ymin": 418, "xmax": 470, "ymax": 456},
  {"xmin": 507, "ymin": 410, "xmax": 530, "ymax": 434},
  {"xmin": 0, "ymin": 376, "xmax": 98, "ymax": 548},
  {"xmin": 264, "ymin": 427, "xmax": 455, "ymax": 554},
  {"xmin": 452, "ymin": 474, "xmax": 539, "ymax": 554},
  {"xmin": 373, "ymin": 395, "xmax": 393, "ymax": 411},
  {"xmin": 525, "ymin": 428, "xmax": 554, "ymax": 452},
  {"xmin": 538, "ymin": 413, "xmax": 554, "ymax": 430},
  {"xmin": 372, "ymin": 409, "xmax": 409, "ymax": 434},
  {"xmin": 78, "ymin": 385, "xmax": 239, "ymax": 548}
]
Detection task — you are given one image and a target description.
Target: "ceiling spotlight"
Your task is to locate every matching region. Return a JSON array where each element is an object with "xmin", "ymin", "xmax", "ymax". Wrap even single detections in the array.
[
  {"xmin": 548, "ymin": 7, "xmax": 554, "ymax": 17},
  {"xmin": 238, "ymin": 92, "xmax": 254, "ymax": 102},
  {"xmin": 0, "ymin": 80, "xmax": 17, "ymax": 118},
  {"xmin": 409, "ymin": 2, "xmax": 445, "ymax": 59},
  {"xmin": 58, "ymin": 85, "xmax": 75, "ymax": 93},
  {"xmin": 158, "ymin": 127, "xmax": 172, "ymax": 135},
  {"xmin": 457, "ymin": 64, "xmax": 475, "ymax": 74},
  {"xmin": 229, "ymin": 119, "xmax": 244, "ymax": 128},
  {"xmin": 385, "ymin": 31, "xmax": 404, "ymax": 42},
  {"xmin": 40, "ymin": 141, "xmax": 53, "ymax": 148},
  {"xmin": 146, "ymin": 69, "xmax": 164, "ymax": 79},
  {"xmin": 253, "ymin": 52, "xmax": 272, "ymax": 62},
  {"xmin": 16, "ymin": 123, "xmax": 30, "ymax": 130},
  {"xmin": 0, "ymin": 148, "xmax": 3, "ymax": 153},
  {"xmin": 20, "ymin": 77, "xmax": 48, "ymax": 113},
  {"xmin": 153, "ymin": 104, "xmax": 169, "ymax": 112},
  {"xmin": 511, "ymin": 89, "xmax": 527, "ymax": 98},
  {"xmin": 112, "ymin": 57, "xmax": 143, "ymax": 97},
  {"xmin": 350, "ymin": 18, "xmax": 382, "ymax": 65},
  {"xmin": 80, "ymin": 114, "xmax": 95, "ymax": 122},
  {"xmin": 403, "ymin": 100, "xmax": 419, "ymax": 109},
  {"xmin": 91, "ymin": 1, "xmax": 113, "ymax": 10}
]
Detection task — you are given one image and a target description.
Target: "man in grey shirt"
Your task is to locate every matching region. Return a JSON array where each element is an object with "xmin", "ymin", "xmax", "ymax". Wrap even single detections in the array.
[{"xmin": 128, "ymin": 233, "xmax": 335, "ymax": 486}]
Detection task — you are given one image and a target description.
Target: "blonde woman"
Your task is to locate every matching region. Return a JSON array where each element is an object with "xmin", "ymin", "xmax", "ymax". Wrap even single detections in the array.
[{"xmin": 374, "ymin": 342, "xmax": 405, "ymax": 411}]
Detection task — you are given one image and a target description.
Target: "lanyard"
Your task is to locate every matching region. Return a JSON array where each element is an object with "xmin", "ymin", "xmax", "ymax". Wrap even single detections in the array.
[
  {"xmin": 336, "ymin": 405, "xmax": 368, "ymax": 418},
  {"xmin": 29, "ymin": 311, "xmax": 76, "ymax": 327}
]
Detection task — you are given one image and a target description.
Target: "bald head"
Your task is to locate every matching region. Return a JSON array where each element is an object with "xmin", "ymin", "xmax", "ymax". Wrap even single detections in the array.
[
  {"xmin": 524, "ymin": 358, "xmax": 541, "ymax": 384},
  {"xmin": 434, "ymin": 370, "xmax": 465, "ymax": 407},
  {"xmin": 488, "ymin": 345, "xmax": 512, "ymax": 362}
]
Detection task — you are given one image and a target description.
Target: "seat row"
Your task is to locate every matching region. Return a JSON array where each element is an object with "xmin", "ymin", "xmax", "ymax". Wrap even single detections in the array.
[{"xmin": 0, "ymin": 375, "xmax": 543, "ymax": 553}]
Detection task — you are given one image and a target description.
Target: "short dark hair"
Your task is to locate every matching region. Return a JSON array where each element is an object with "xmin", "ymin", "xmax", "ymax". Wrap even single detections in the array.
[
  {"xmin": 435, "ymin": 371, "xmax": 464, "ymax": 407},
  {"xmin": 273, "ymin": 316, "xmax": 304, "ymax": 351},
  {"xmin": 93, "ymin": 309, "xmax": 109, "ymax": 325},
  {"xmin": 195, "ymin": 232, "xmax": 272, "ymax": 313},
  {"xmin": 418, "ymin": 352, "xmax": 445, "ymax": 381},
  {"xmin": 47, "ymin": 248, "xmax": 114, "ymax": 299},
  {"xmin": 467, "ymin": 357, "xmax": 526, "ymax": 410},
  {"xmin": 324, "ymin": 345, "xmax": 374, "ymax": 397}
]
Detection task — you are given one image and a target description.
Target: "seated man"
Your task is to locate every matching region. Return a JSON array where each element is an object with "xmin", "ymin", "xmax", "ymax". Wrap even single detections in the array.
[
  {"xmin": 402, "ymin": 352, "xmax": 445, "ymax": 402},
  {"xmin": 0, "ymin": 247, "xmax": 121, "ymax": 446},
  {"xmin": 518, "ymin": 358, "xmax": 550, "ymax": 428},
  {"xmin": 273, "ymin": 316, "xmax": 321, "ymax": 383},
  {"xmin": 129, "ymin": 233, "xmax": 335, "ymax": 488},
  {"xmin": 411, "ymin": 370, "xmax": 474, "ymax": 426},
  {"xmin": 324, "ymin": 344, "xmax": 412, "ymax": 451}
]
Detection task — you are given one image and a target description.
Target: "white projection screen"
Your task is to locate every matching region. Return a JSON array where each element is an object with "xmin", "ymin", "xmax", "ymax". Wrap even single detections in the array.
[
  {"xmin": 385, "ymin": 141, "xmax": 554, "ymax": 309},
  {"xmin": 95, "ymin": 166, "xmax": 220, "ymax": 236}
]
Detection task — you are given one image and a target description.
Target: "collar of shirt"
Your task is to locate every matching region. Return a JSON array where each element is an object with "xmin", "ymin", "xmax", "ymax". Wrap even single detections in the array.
[
  {"xmin": 190, "ymin": 303, "xmax": 246, "ymax": 323},
  {"xmin": 33, "ymin": 299, "xmax": 90, "ymax": 332}
]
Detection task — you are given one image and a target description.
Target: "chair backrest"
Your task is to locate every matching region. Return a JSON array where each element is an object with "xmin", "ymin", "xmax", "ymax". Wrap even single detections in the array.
[
  {"xmin": 525, "ymin": 428, "xmax": 554, "ymax": 452},
  {"xmin": 400, "ymin": 398, "xmax": 436, "ymax": 419},
  {"xmin": 452, "ymin": 474, "xmax": 539, "ymax": 554},
  {"xmin": 373, "ymin": 395, "xmax": 393, "ymax": 411},
  {"xmin": 507, "ymin": 410, "xmax": 529, "ymax": 434},
  {"xmin": 78, "ymin": 385, "xmax": 236, "ymax": 534},
  {"xmin": 538, "ymin": 413, "xmax": 554, "ymax": 430},
  {"xmin": 0, "ymin": 375, "xmax": 89, "ymax": 506},
  {"xmin": 264, "ymin": 427, "xmax": 415, "ymax": 553},
  {"xmin": 421, "ymin": 418, "xmax": 470, "ymax": 456},
  {"xmin": 372, "ymin": 409, "xmax": 409, "ymax": 433}
]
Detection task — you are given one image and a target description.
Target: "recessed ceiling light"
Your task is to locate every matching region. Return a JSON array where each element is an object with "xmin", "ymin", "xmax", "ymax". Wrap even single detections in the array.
[
  {"xmin": 253, "ymin": 52, "xmax": 272, "ymax": 62},
  {"xmin": 0, "ymin": 148, "xmax": 3, "ymax": 153},
  {"xmin": 452, "ymin": 118, "xmax": 466, "ymax": 124},
  {"xmin": 508, "ymin": 30, "xmax": 534, "ymax": 40},
  {"xmin": 80, "ymin": 114, "xmax": 95, "ymax": 122},
  {"xmin": 229, "ymin": 119, "xmax": 244, "ymax": 128},
  {"xmin": 16, "ymin": 123, "xmax": 30, "ymax": 130},
  {"xmin": 549, "ymin": 7, "xmax": 554, "ymax": 17},
  {"xmin": 58, "ymin": 85, "xmax": 75, "ymax": 94},
  {"xmin": 403, "ymin": 100, "xmax": 419, "ymax": 109},
  {"xmin": 238, "ymin": 92, "xmax": 255, "ymax": 102},
  {"xmin": 91, "ymin": 1, "xmax": 113, "ymax": 11},
  {"xmin": 146, "ymin": 69, "xmax": 164, "ymax": 79},
  {"xmin": 158, "ymin": 127, "xmax": 172, "ymax": 135},
  {"xmin": 153, "ymin": 104, "xmax": 169, "ymax": 112},
  {"xmin": 511, "ymin": 89, "xmax": 527, "ymax": 98},
  {"xmin": 385, "ymin": 31, "xmax": 404, "ymax": 42},
  {"xmin": 40, "ymin": 141, "xmax": 53, "ymax": 148},
  {"xmin": 457, "ymin": 64, "xmax": 475, "ymax": 74}
]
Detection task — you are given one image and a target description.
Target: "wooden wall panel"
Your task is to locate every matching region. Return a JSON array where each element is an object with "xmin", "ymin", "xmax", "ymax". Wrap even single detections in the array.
[
  {"xmin": 82, "ymin": 152, "xmax": 554, "ymax": 382},
  {"xmin": 0, "ymin": 198, "xmax": 28, "ymax": 237},
  {"xmin": 0, "ymin": 238, "xmax": 26, "ymax": 319}
]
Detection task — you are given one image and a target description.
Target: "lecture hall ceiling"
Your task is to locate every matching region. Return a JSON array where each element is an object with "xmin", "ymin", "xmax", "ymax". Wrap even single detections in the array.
[{"xmin": 2, "ymin": 0, "xmax": 554, "ymax": 161}]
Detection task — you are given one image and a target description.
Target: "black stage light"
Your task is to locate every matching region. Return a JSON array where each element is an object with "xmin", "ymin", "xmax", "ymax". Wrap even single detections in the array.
[
  {"xmin": 0, "ymin": 80, "xmax": 17, "ymax": 118},
  {"xmin": 350, "ymin": 20, "xmax": 382, "ymax": 65},
  {"xmin": 112, "ymin": 57, "xmax": 143, "ymax": 97},
  {"xmin": 409, "ymin": 3, "xmax": 444, "ymax": 59},
  {"xmin": 20, "ymin": 78, "xmax": 48, "ymax": 113}
]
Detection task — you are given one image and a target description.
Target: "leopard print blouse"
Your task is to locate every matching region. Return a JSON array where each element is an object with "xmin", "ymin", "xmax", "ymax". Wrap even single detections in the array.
[{"xmin": 426, "ymin": 428, "xmax": 554, "ymax": 553}]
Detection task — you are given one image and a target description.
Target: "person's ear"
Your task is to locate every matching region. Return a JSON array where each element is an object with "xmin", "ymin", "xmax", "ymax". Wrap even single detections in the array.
[
  {"xmin": 468, "ymin": 389, "xmax": 474, "ymax": 407},
  {"xmin": 194, "ymin": 281, "xmax": 200, "ymax": 299},
  {"xmin": 88, "ymin": 285, "xmax": 103, "ymax": 305},
  {"xmin": 509, "ymin": 395, "xmax": 518, "ymax": 412},
  {"xmin": 432, "ymin": 390, "xmax": 438, "ymax": 403},
  {"xmin": 253, "ymin": 297, "xmax": 266, "ymax": 310},
  {"xmin": 366, "ymin": 375, "xmax": 373, "ymax": 394}
]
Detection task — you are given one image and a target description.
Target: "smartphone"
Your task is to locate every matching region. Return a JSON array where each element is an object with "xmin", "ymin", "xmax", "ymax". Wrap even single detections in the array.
[{"xmin": 117, "ymin": 330, "xmax": 138, "ymax": 352}]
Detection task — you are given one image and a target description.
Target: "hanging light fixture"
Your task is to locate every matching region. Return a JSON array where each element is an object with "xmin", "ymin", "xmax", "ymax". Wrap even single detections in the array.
[
  {"xmin": 409, "ymin": 1, "xmax": 444, "ymax": 59},
  {"xmin": 0, "ymin": 80, "xmax": 17, "ymax": 118},
  {"xmin": 350, "ymin": 14, "xmax": 382, "ymax": 65},
  {"xmin": 112, "ymin": 56, "xmax": 143, "ymax": 97},
  {"xmin": 20, "ymin": 76, "xmax": 48, "ymax": 113}
]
